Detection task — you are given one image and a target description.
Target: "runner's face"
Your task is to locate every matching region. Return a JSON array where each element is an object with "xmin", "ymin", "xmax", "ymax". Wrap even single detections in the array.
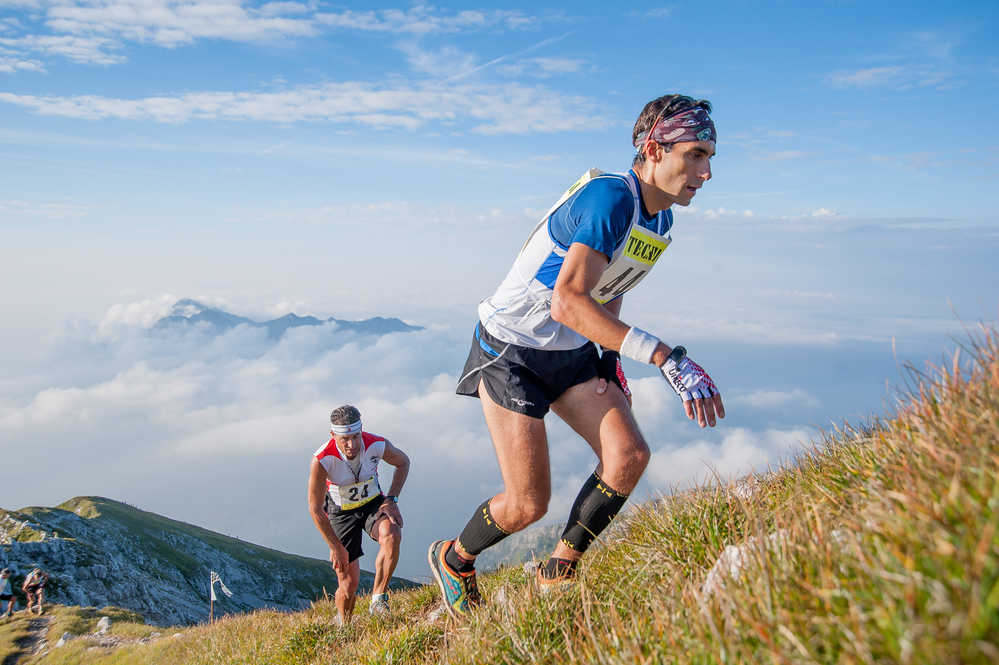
[
  {"xmin": 333, "ymin": 431, "xmax": 363, "ymax": 459},
  {"xmin": 653, "ymin": 140, "xmax": 714, "ymax": 207}
]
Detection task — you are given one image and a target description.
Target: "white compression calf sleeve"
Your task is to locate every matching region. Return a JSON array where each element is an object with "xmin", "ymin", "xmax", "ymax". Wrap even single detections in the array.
[{"xmin": 619, "ymin": 327, "xmax": 660, "ymax": 365}]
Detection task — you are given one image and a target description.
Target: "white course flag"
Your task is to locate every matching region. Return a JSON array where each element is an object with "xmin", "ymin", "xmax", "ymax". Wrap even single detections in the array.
[{"xmin": 210, "ymin": 571, "xmax": 233, "ymax": 601}]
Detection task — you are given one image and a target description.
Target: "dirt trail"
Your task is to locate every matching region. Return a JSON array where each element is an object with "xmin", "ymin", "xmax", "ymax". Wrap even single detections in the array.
[{"xmin": 3, "ymin": 615, "xmax": 53, "ymax": 665}]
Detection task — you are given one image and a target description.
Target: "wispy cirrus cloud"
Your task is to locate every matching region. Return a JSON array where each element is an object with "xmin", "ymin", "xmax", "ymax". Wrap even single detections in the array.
[
  {"xmin": 1, "ymin": 34, "xmax": 124, "ymax": 64},
  {"xmin": 314, "ymin": 5, "xmax": 538, "ymax": 34},
  {"xmin": 4, "ymin": 0, "xmax": 318, "ymax": 46},
  {"xmin": 0, "ymin": 52, "xmax": 45, "ymax": 72},
  {"xmin": 749, "ymin": 149, "xmax": 814, "ymax": 163},
  {"xmin": 239, "ymin": 200, "xmax": 533, "ymax": 229},
  {"xmin": 0, "ymin": 80, "xmax": 608, "ymax": 134},
  {"xmin": 0, "ymin": 1, "xmax": 542, "ymax": 69},
  {"xmin": 496, "ymin": 56, "xmax": 585, "ymax": 78},
  {"xmin": 825, "ymin": 64, "xmax": 965, "ymax": 91},
  {"xmin": 0, "ymin": 198, "xmax": 94, "ymax": 218}
]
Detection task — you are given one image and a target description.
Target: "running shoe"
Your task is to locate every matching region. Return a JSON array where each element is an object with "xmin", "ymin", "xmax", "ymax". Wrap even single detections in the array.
[
  {"xmin": 428, "ymin": 539, "xmax": 481, "ymax": 617},
  {"xmin": 369, "ymin": 593, "xmax": 389, "ymax": 615},
  {"xmin": 535, "ymin": 560, "xmax": 578, "ymax": 595}
]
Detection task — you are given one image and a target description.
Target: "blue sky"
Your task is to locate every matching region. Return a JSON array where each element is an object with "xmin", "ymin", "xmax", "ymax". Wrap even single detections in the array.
[{"xmin": 2, "ymin": 0, "xmax": 998, "ymax": 581}]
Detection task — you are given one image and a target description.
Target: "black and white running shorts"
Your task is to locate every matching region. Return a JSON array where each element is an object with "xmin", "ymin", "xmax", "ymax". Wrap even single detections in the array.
[
  {"xmin": 455, "ymin": 323, "xmax": 600, "ymax": 419},
  {"xmin": 324, "ymin": 493, "xmax": 386, "ymax": 564}
]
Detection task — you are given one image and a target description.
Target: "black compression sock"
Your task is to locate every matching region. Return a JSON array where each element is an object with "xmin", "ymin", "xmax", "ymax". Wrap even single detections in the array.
[
  {"xmin": 559, "ymin": 472, "xmax": 629, "ymax": 554},
  {"xmin": 445, "ymin": 542, "xmax": 476, "ymax": 574},
  {"xmin": 540, "ymin": 557, "xmax": 577, "ymax": 580},
  {"xmin": 456, "ymin": 499, "xmax": 511, "ymax": 556}
]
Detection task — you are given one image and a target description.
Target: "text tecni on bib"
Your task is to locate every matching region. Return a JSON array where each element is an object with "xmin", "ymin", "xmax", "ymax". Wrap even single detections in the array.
[{"xmin": 591, "ymin": 225, "xmax": 671, "ymax": 304}]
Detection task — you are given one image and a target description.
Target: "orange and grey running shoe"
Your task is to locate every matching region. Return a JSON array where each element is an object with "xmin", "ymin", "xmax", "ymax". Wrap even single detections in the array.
[
  {"xmin": 535, "ymin": 557, "xmax": 578, "ymax": 594},
  {"xmin": 428, "ymin": 539, "xmax": 481, "ymax": 617}
]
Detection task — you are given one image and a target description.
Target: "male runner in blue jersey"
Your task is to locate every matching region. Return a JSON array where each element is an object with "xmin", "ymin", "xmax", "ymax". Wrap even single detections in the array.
[{"xmin": 429, "ymin": 94, "xmax": 726, "ymax": 616}]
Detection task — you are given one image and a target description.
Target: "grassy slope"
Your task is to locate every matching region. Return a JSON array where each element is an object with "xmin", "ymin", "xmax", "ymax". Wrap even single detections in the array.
[{"xmin": 16, "ymin": 325, "xmax": 999, "ymax": 664}]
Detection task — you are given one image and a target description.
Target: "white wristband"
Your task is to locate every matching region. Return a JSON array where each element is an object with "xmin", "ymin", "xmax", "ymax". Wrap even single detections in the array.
[{"xmin": 620, "ymin": 327, "xmax": 660, "ymax": 365}]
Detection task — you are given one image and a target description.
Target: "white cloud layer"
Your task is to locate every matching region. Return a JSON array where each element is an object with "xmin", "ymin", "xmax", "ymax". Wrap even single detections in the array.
[
  {"xmin": 728, "ymin": 388, "xmax": 819, "ymax": 409},
  {"xmin": 0, "ymin": 298, "xmax": 822, "ymax": 579},
  {"xmin": 645, "ymin": 426, "xmax": 810, "ymax": 490},
  {"xmin": 0, "ymin": 80, "xmax": 606, "ymax": 133}
]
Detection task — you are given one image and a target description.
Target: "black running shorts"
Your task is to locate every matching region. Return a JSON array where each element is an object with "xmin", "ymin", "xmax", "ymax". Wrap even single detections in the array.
[
  {"xmin": 324, "ymin": 493, "xmax": 386, "ymax": 563},
  {"xmin": 455, "ymin": 323, "xmax": 600, "ymax": 419}
]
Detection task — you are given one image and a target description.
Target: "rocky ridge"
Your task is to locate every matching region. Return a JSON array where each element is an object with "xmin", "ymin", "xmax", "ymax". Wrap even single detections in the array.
[
  {"xmin": 0, "ymin": 497, "xmax": 415, "ymax": 627},
  {"xmin": 152, "ymin": 299, "xmax": 423, "ymax": 339}
]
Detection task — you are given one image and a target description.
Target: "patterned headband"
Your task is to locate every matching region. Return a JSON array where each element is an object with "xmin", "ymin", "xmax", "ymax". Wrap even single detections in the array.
[
  {"xmin": 331, "ymin": 420, "xmax": 362, "ymax": 435},
  {"xmin": 633, "ymin": 107, "xmax": 717, "ymax": 151}
]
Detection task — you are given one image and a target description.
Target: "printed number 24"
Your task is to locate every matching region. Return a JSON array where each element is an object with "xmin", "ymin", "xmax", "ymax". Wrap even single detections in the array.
[{"xmin": 348, "ymin": 485, "xmax": 370, "ymax": 501}]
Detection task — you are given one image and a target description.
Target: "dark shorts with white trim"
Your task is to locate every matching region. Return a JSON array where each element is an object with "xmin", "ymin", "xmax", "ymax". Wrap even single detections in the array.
[
  {"xmin": 324, "ymin": 493, "xmax": 386, "ymax": 564},
  {"xmin": 455, "ymin": 323, "xmax": 600, "ymax": 419}
]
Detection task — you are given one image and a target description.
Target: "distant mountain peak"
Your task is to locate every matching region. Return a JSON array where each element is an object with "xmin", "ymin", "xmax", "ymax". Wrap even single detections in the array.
[{"xmin": 169, "ymin": 299, "xmax": 210, "ymax": 318}]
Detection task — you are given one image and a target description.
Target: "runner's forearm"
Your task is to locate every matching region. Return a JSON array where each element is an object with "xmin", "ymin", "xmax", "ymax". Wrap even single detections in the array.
[
  {"xmin": 309, "ymin": 501, "xmax": 345, "ymax": 551},
  {"xmin": 554, "ymin": 287, "xmax": 673, "ymax": 364},
  {"xmin": 385, "ymin": 461, "xmax": 409, "ymax": 498}
]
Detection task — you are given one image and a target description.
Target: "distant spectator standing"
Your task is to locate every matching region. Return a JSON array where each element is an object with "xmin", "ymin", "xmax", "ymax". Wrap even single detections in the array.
[
  {"xmin": 0, "ymin": 569, "xmax": 16, "ymax": 617},
  {"xmin": 22, "ymin": 567, "xmax": 48, "ymax": 615},
  {"xmin": 308, "ymin": 405, "xmax": 410, "ymax": 624}
]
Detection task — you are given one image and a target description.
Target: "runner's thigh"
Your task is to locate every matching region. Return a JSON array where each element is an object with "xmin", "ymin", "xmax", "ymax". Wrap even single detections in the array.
[
  {"xmin": 479, "ymin": 378, "xmax": 552, "ymax": 499},
  {"xmin": 551, "ymin": 377, "xmax": 647, "ymax": 476}
]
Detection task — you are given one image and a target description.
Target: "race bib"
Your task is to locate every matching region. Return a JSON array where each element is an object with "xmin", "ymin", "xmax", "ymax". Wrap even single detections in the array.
[
  {"xmin": 591, "ymin": 225, "xmax": 671, "ymax": 304},
  {"xmin": 338, "ymin": 478, "xmax": 379, "ymax": 510}
]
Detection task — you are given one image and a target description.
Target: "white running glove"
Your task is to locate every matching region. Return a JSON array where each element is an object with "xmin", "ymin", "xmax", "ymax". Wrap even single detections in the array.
[{"xmin": 660, "ymin": 346, "xmax": 719, "ymax": 402}]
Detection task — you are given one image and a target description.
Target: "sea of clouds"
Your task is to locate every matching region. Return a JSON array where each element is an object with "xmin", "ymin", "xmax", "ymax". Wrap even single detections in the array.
[{"xmin": 1, "ymin": 295, "xmax": 828, "ymax": 581}]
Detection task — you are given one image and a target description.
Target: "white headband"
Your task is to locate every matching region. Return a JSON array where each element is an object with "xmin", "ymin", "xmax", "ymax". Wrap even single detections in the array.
[{"xmin": 331, "ymin": 420, "xmax": 362, "ymax": 435}]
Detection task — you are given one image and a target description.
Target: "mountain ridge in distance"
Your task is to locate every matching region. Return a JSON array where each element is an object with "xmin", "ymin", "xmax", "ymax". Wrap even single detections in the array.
[{"xmin": 152, "ymin": 299, "xmax": 423, "ymax": 339}]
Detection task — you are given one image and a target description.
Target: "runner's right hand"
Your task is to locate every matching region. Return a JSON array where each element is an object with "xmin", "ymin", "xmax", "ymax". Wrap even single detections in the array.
[{"xmin": 329, "ymin": 543, "xmax": 349, "ymax": 572}]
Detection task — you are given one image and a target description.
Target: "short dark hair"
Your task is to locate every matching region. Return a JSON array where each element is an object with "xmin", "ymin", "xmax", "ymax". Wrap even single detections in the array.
[
  {"xmin": 632, "ymin": 94, "xmax": 713, "ymax": 167},
  {"xmin": 330, "ymin": 405, "xmax": 361, "ymax": 426}
]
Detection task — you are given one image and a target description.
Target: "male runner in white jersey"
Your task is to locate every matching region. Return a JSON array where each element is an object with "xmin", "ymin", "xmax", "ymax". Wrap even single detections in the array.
[
  {"xmin": 309, "ymin": 405, "xmax": 410, "ymax": 622},
  {"xmin": 429, "ymin": 94, "xmax": 726, "ymax": 616}
]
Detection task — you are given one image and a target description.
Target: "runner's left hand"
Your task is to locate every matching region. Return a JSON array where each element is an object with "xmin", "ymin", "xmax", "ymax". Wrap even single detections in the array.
[
  {"xmin": 661, "ymin": 355, "xmax": 725, "ymax": 428},
  {"xmin": 375, "ymin": 500, "xmax": 404, "ymax": 528}
]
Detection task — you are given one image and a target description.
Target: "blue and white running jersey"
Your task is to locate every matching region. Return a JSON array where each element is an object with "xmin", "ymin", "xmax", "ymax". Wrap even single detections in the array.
[{"xmin": 479, "ymin": 169, "xmax": 674, "ymax": 350}]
